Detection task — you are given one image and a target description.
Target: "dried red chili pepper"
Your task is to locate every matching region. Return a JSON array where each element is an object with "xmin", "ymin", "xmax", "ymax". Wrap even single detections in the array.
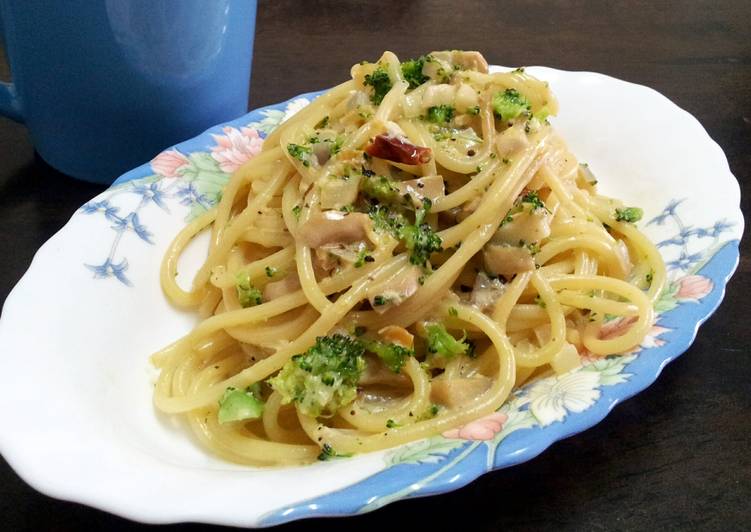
[{"xmin": 364, "ymin": 134, "xmax": 432, "ymax": 165}]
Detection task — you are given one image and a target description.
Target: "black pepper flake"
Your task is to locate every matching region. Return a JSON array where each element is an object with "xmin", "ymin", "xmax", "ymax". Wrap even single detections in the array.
[
  {"xmin": 417, "ymin": 182, "xmax": 425, "ymax": 188},
  {"xmin": 350, "ymin": 410, "xmax": 356, "ymax": 415},
  {"xmin": 467, "ymin": 149, "xmax": 476, "ymax": 156}
]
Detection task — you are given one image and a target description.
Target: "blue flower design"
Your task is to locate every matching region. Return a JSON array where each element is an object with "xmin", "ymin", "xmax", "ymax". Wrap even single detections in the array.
[
  {"xmin": 657, "ymin": 235, "xmax": 686, "ymax": 248},
  {"xmin": 658, "ymin": 226, "xmax": 701, "ymax": 248},
  {"xmin": 667, "ymin": 250, "xmax": 703, "ymax": 271},
  {"xmin": 110, "ymin": 213, "xmax": 154, "ymax": 244},
  {"xmin": 132, "ymin": 182, "xmax": 169, "ymax": 212},
  {"xmin": 176, "ymin": 182, "xmax": 211, "ymax": 209},
  {"xmin": 129, "ymin": 213, "xmax": 154, "ymax": 244},
  {"xmin": 85, "ymin": 258, "xmax": 132, "ymax": 286},
  {"xmin": 80, "ymin": 200, "xmax": 121, "ymax": 222},
  {"xmin": 647, "ymin": 198, "xmax": 684, "ymax": 226},
  {"xmin": 708, "ymin": 219, "xmax": 734, "ymax": 238},
  {"xmin": 693, "ymin": 227, "xmax": 711, "ymax": 238}
]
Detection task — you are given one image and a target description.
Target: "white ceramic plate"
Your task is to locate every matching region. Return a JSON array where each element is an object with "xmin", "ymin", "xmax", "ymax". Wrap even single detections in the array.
[{"xmin": 0, "ymin": 66, "xmax": 742, "ymax": 526}]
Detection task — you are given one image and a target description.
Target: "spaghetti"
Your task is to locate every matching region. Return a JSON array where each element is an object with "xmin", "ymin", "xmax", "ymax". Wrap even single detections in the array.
[{"xmin": 152, "ymin": 51, "xmax": 666, "ymax": 466}]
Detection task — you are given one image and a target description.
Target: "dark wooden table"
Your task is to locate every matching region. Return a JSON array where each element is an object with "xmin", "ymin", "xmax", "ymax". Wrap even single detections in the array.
[{"xmin": 0, "ymin": 1, "xmax": 748, "ymax": 530}]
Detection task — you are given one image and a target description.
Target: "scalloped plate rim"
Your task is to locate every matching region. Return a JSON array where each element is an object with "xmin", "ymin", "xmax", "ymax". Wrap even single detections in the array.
[{"xmin": 0, "ymin": 65, "xmax": 743, "ymax": 527}]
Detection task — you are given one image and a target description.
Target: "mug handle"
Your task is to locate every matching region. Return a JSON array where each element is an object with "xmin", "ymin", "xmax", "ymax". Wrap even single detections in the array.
[{"xmin": 0, "ymin": 7, "xmax": 23, "ymax": 122}]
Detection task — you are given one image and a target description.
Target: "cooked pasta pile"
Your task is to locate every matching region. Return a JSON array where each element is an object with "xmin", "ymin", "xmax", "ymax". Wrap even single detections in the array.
[{"xmin": 152, "ymin": 51, "xmax": 666, "ymax": 466}]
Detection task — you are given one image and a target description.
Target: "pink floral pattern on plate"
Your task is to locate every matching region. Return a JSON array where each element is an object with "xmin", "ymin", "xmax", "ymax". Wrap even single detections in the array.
[
  {"xmin": 150, "ymin": 149, "xmax": 190, "ymax": 178},
  {"xmin": 211, "ymin": 126, "xmax": 264, "ymax": 173},
  {"xmin": 442, "ymin": 412, "xmax": 508, "ymax": 441},
  {"xmin": 675, "ymin": 275, "xmax": 713, "ymax": 301}
]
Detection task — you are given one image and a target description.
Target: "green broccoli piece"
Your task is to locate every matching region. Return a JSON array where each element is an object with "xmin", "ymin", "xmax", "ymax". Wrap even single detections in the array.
[
  {"xmin": 398, "ymin": 198, "xmax": 443, "ymax": 268},
  {"xmin": 268, "ymin": 334, "xmax": 365, "ymax": 417},
  {"xmin": 317, "ymin": 443, "xmax": 353, "ymax": 461},
  {"xmin": 526, "ymin": 241, "xmax": 541, "ymax": 255},
  {"xmin": 520, "ymin": 190, "xmax": 548, "ymax": 212},
  {"xmin": 372, "ymin": 295, "xmax": 391, "ymax": 307},
  {"xmin": 401, "ymin": 56, "xmax": 429, "ymax": 89},
  {"xmin": 235, "ymin": 271, "xmax": 262, "ymax": 308},
  {"xmin": 363, "ymin": 67, "xmax": 393, "ymax": 105},
  {"xmin": 363, "ymin": 339, "xmax": 415, "ymax": 373},
  {"xmin": 353, "ymin": 248, "xmax": 374, "ymax": 268},
  {"xmin": 492, "ymin": 88, "xmax": 531, "ymax": 120},
  {"xmin": 368, "ymin": 204, "xmax": 408, "ymax": 237},
  {"xmin": 426, "ymin": 323, "xmax": 472, "ymax": 359},
  {"xmin": 415, "ymin": 403, "xmax": 441, "ymax": 421},
  {"xmin": 427, "ymin": 105, "xmax": 455, "ymax": 125},
  {"xmin": 361, "ymin": 173, "xmax": 402, "ymax": 204},
  {"xmin": 329, "ymin": 135, "xmax": 344, "ymax": 156},
  {"xmin": 287, "ymin": 143, "xmax": 313, "ymax": 167},
  {"xmin": 217, "ymin": 385, "xmax": 264, "ymax": 424},
  {"xmin": 367, "ymin": 199, "xmax": 442, "ymax": 268},
  {"xmin": 500, "ymin": 190, "xmax": 548, "ymax": 226},
  {"xmin": 614, "ymin": 207, "xmax": 643, "ymax": 223}
]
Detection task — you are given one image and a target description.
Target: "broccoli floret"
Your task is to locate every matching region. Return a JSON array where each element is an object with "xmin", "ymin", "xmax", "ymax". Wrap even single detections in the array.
[
  {"xmin": 401, "ymin": 56, "xmax": 429, "ymax": 89},
  {"xmin": 363, "ymin": 339, "xmax": 415, "ymax": 373},
  {"xmin": 235, "ymin": 271, "xmax": 262, "ymax": 308},
  {"xmin": 317, "ymin": 443, "xmax": 353, "ymax": 461},
  {"xmin": 492, "ymin": 88, "xmax": 531, "ymax": 120},
  {"xmin": 520, "ymin": 190, "xmax": 548, "ymax": 212},
  {"xmin": 372, "ymin": 295, "xmax": 392, "ymax": 307},
  {"xmin": 363, "ymin": 67, "xmax": 393, "ymax": 105},
  {"xmin": 526, "ymin": 241, "xmax": 541, "ymax": 255},
  {"xmin": 398, "ymin": 198, "xmax": 443, "ymax": 268},
  {"xmin": 361, "ymin": 173, "xmax": 402, "ymax": 204},
  {"xmin": 614, "ymin": 207, "xmax": 643, "ymax": 223},
  {"xmin": 426, "ymin": 323, "xmax": 472, "ymax": 358},
  {"xmin": 368, "ymin": 199, "xmax": 442, "ymax": 268},
  {"xmin": 287, "ymin": 143, "xmax": 313, "ymax": 167},
  {"xmin": 500, "ymin": 190, "xmax": 548, "ymax": 226},
  {"xmin": 353, "ymin": 248, "xmax": 374, "ymax": 268},
  {"xmin": 368, "ymin": 204, "xmax": 408, "ymax": 236},
  {"xmin": 427, "ymin": 105, "xmax": 455, "ymax": 125},
  {"xmin": 217, "ymin": 385, "xmax": 264, "ymax": 424},
  {"xmin": 268, "ymin": 334, "xmax": 365, "ymax": 417},
  {"xmin": 415, "ymin": 403, "xmax": 441, "ymax": 421},
  {"xmin": 329, "ymin": 135, "xmax": 344, "ymax": 156}
]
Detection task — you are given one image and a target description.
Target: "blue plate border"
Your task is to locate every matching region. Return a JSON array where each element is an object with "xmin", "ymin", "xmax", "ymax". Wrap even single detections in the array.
[{"xmin": 108, "ymin": 92, "xmax": 742, "ymax": 526}]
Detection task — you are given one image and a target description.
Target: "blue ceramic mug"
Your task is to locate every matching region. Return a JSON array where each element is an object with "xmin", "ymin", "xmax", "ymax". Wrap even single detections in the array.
[{"xmin": 0, "ymin": 0, "xmax": 257, "ymax": 184}]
